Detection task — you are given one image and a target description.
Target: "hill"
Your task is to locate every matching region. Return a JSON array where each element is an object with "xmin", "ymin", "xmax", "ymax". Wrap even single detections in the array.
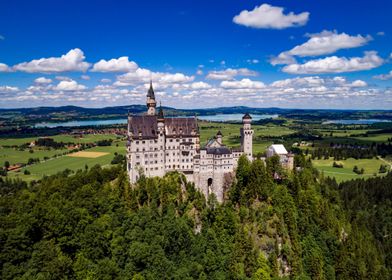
[{"xmin": 0, "ymin": 156, "xmax": 391, "ymax": 279}]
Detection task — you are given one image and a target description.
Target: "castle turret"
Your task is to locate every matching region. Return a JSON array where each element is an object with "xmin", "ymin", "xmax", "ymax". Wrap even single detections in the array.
[
  {"xmin": 146, "ymin": 80, "xmax": 156, "ymax": 115},
  {"xmin": 157, "ymin": 102, "xmax": 166, "ymax": 176},
  {"xmin": 216, "ymin": 130, "xmax": 222, "ymax": 145},
  {"xmin": 241, "ymin": 113, "xmax": 253, "ymax": 160}
]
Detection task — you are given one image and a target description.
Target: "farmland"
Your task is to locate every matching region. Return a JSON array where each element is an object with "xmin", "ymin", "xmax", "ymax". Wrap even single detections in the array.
[{"xmin": 1, "ymin": 118, "xmax": 392, "ymax": 183}]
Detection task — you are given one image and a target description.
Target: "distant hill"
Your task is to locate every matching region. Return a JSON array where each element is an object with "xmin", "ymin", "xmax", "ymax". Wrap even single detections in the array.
[{"xmin": 1, "ymin": 105, "xmax": 392, "ymax": 126}]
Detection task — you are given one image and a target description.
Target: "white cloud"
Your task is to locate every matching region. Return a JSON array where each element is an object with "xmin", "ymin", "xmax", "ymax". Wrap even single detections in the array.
[
  {"xmin": 220, "ymin": 78, "xmax": 265, "ymax": 89},
  {"xmin": 271, "ymin": 30, "xmax": 372, "ymax": 65},
  {"xmin": 100, "ymin": 78, "xmax": 112, "ymax": 83},
  {"xmin": 377, "ymin": 31, "xmax": 385, "ymax": 36},
  {"xmin": 0, "ymin": 86, "xmax": 19, "ymax": 93},
  {"xmin": 206, "ymin": 68, "xmax": 258, "ymax": 80},
  {"xmin": 55, "ymin": 76, "xmax": 72, "ymax": 81},
  {"xmin": 282, "ymin": 51, "xmax": 383, "ymax": 74},
  {"xmin": 373, "ymin": 71, "xmax": 392, "ymax": 80},
  {"xmin": 196, "ymin": 69, "xmax": 203, "ymax": 75},
  {"xmin": 190, "ymin": 81, "xmax": 211, "ymax": 89},
  {"xmin": 115, "ymin": 68, "xmax": 194, "ymax": 86},
  {"xmin": 0, "ymin": 63, "xmax": 11, "ymax": 72},
  {"xmin": 233, "ymin": 4, "xmax": 309, "ymax": 29},
  {"xmin": 54, "ymin": 80, "xmax": 87, "ymax": 91},
  {"xmin": 0, "ymin": 34, "xmax": 4, "ymax": 40},
  {"xmin": 91, "ymin": 56, "xmax": 138, "ymax": 72},
  {"xmin": 350, "ymin": 80, "xmax": 367, "ymax": 87},
  {"xmin": 34, "ymin": 77, "xmax": 52, "ymax": 84},
  {"xmin": 270, "ymin": 52, "xmax": 297, "ymax": 66},
  {"xmin": 13, "ymin": 48, "xmax": 90, "ymax": 73},
  {"xmin": 271, "ymin": 76, "xmax": 325, "ymax": 88},
  {"xmin": 81, "ymin": 75, "xmax": 90, "ymax": 80}
]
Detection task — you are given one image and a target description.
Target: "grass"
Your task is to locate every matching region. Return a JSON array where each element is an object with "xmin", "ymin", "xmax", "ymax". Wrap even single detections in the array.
[
  {"xmin": 312, "ymin": 157, "xmax": 387, "ymax": 183},
  {"xmin": 199, "ymin": 121, "xmax": 294, "ymax": 154},
  {"xmin": 0, "ymin": 147, "xmax": 69, "ymax": 167},
  {"xmin": 0, "ymin": 134, "xmax": 119, "ymax": 146},
  {"xmin": 8, "ymin": 143, "xmax": 125, "ymax": 181},
  {"xmin": 0, "ymin": 134, "xmax": 121, "ymax": 167}
]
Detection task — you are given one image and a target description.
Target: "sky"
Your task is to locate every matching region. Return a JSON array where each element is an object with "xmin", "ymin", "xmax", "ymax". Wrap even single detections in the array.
[{"xmin": 0, "ymin": 0, "xmax": 391, "ymax": 109}]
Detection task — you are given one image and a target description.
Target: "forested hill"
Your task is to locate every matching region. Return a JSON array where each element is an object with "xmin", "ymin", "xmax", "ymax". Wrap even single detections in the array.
[{"xmin": 0, "ymin": 157, "xmax": 391, "ymax": 279}]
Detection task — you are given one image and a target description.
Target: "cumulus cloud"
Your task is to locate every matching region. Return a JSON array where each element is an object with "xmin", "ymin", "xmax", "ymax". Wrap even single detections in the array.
[
  {"xmin": 233, "ymin": 4, "xmax": 309, "ymax": 29},
  {"xmin": 0, "ymin": 86, "xmax": 19, "ymax": 93},
  {"xmin": 13, "ymin": 48, "xmax": 90, "ymax": 73},
  {"xmin": 270, "ymin": 52, "xmax": 297, "ymax": 66},
  {"xmin": 190, "ymin": 81, "xmax": 211, "ymax": 89},
  {"xmin": 373, "ymin": 70, "xmax": 392, "ymax": 80},
  {"xmin": 271, "ymin": 30, "xmax": 372, "ymax": 65},
  {"xmin": 282, "ymin": 51, "xmax": 383, "ymax": 74},
  {"xmin": 206, "ymin": 68, "xmax": 258, "ymax": 80},
  {"xmin": 34, "ymin": 77, "xmax": 52, "ymax": 84},
  {"xmin": 0, "ymin": 63, "xmax": 11, "ymax": 72},
  {"xmin": 115, "ymin": 68, "xmax": 194, "ymax": 86},
  {"xmin": 100, "ymin": 78, "xmax": 112, "ymax": 83},
  {"xmin": 81, "ymin": 75, "xmax": 90, "ymax": 80},
  {"xmin": 220, "ymin": 78, "xmax": 265, "ymax": 89},
  {"xmin": 54, "ymin": 80, "xmax": 87, "ymax": 91},
  {"xmin": 91, "ymin": 56, "xmax": 138, "ymax": 72}
]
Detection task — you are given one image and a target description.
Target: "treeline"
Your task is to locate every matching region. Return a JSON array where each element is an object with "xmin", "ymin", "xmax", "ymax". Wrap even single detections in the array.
[
  {"xmin": 309, "ymin": 142, "xmax": 392, "ymax": 160},
  {"xmin": 0, "ymin": 158, "xmax": 390, "ymax": 279}
]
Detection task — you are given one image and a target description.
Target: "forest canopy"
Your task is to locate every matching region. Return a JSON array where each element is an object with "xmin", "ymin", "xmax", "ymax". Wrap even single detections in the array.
[{"xmin": 0, "ymin": 158, "xmax": 391, "ymax": 279}]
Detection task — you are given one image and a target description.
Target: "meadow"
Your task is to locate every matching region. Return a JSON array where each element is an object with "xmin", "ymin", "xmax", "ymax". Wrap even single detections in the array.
[
  {"xmin": 8, "ymin": 144, "xmax": 125, "ymax": 181},
  {"xmin": 312, "ymin": 157, "xmax": 389, "ymax": 182},
  {"xmin": 2, "ymin": 120, "xmax": 392, "ymax": 182}
]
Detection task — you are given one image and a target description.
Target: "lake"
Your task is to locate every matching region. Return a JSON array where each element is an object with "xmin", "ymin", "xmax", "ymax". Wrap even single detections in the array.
[
  {"xmin": 34, "ymin": 113, "xmax": 278, "ymax": 128},
  {"xmin": 323, "ymin": 119, "xmax": 391, "ymax": 125}
]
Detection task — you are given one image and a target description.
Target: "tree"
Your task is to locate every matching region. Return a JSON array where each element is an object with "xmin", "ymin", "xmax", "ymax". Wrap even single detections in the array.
[{"xmin": 252, "ymin": 253, "xmax": 271, "ymax": 280}]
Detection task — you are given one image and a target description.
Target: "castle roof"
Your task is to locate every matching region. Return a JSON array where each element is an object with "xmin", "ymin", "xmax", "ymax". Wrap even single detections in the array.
[
  {"xmin": 129, "ymin": 115, "xmax": 158, "ymax": 139},
  {"xmin": 165, "ymin": 117, "xmax": 198, "ymax": 137},
  {"xmin": 242, "ymin": 113, "xmax": 252, "ymax": 120},
  {"xmin": 129, "ymin": 115, "xmax": 199, "ymax": 139},
  {"xmin": 205, "ymin": 146, "xmax": 231, "ymax": 155},
  {"xmin": 269, "ymin": 144, "xmax": 288, "ymax": 155}
]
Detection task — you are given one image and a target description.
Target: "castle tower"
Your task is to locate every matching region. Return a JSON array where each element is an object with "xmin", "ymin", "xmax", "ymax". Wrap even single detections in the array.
[
  {"xmin": 216, "ymin": 130, "xmax": 222, "ymax": 145},
  {"xmin": 157, "ymin": 102, "xmax": 166, "ymax": 176},
  {"xmin": 241, "ymin": 113, "xmax": 253, "ymax": 160},
  {"xmin": 146, "ymin": 80, "xmax": 156, "ymax": 115}
]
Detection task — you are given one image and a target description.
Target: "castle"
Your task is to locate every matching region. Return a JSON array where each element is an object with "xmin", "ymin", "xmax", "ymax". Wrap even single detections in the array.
[{"xmin": 126, "ymin": 81, "xmax": 254, "ymax": 202}]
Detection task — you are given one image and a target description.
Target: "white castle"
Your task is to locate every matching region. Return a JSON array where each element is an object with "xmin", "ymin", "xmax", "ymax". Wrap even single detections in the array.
[{"xmin": 126, "ymin": 82, "xmax": 254, "ymax": 202}]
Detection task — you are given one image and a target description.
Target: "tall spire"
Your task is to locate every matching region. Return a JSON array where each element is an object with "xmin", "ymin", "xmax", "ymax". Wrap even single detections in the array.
[
  {"xmin": 147, "ymin": 79, "xmax": 155, "ymax": 99},
  {"xmin": 146, "ymin": 80, "xmax": 157, "ymax": 115}
]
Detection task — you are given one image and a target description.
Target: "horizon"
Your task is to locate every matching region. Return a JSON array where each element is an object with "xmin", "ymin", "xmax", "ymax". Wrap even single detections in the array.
[{"xmin": 1, "ymin": 0, "xmax": 391, "ymax": 109}]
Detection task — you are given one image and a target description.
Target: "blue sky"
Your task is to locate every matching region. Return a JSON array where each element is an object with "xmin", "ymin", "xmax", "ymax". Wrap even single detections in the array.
[{"xmin": 0, "ymin": 0, "xmax": 391, "ymax": 109}]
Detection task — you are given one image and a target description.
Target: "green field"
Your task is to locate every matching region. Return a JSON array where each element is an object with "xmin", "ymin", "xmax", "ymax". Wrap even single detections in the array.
[
  {"xmin": 2, "ymin": 120, "xmax": 392, "ymax": 183},
  {"xmin": 199, "ymin": 122, "xmax": 293, "ymax": 154},
  {"xmin": 312, "ymin": 157, "xmax": 389, "ymax": 182},
  {"xmin": 0, "ymin": 134, "xmax": 119, "ymax": 146},
  {"xmin": 8, "ymin": 143, "xmax": 125, "ymax": 181},
  {"xmin": 0, "ymin": 147, "xmax": 68, "ymax": 167},
  {"xmin": 0, "ymin": 134, "xmax": 121, "ymax": 167}
]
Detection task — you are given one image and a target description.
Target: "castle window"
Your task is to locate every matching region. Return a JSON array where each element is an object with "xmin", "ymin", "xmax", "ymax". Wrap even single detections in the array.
[
  {"xmin": 136, "ymin": 141, "xmax": 139, "ymax": 144},
  {"xmin": 145, "ymin": 161, "xmax": 148, "ymax": 165},
  {"xmin": 142, "ymin": 141, "xmax": 145, "ymax": 144}
]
